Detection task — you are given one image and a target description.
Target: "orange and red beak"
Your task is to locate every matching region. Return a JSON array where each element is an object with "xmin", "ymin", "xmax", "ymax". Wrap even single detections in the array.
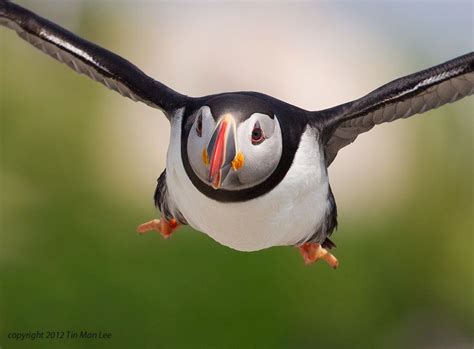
[{"xmin": 203, "ymin": 114, "xmax": 243, "ymax": 189}]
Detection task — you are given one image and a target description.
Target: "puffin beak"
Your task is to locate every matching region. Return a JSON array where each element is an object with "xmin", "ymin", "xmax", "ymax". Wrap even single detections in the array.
[{"xmin": 205, "ymin": 114, "xmax": 243, "ymax": 189}]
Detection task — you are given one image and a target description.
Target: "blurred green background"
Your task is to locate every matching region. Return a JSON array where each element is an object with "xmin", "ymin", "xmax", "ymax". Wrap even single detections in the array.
[{"xmin": 1, "ymin": 1, "xmax": 473, "ymax": 348}]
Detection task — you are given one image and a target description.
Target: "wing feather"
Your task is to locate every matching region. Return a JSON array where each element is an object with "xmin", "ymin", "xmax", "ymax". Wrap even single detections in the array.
[
  {"xmin": 0, "ymin": 0, "xmax": 189, "ymax": 116},
  {"xmin": 318, "ymin": 53, "xmax": 474, "ymax": 165}
]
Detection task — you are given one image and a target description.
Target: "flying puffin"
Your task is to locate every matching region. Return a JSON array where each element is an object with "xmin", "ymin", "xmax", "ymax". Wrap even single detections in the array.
[{"xmin": 1, "ymin": 1, "xmax": 473, "ymax": 268}]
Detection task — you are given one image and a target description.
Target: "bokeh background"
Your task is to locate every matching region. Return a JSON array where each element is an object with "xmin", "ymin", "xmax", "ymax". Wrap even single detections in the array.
[{"xmin": 1, "ymin": 1, "xmax": 473, "ymax": 348}]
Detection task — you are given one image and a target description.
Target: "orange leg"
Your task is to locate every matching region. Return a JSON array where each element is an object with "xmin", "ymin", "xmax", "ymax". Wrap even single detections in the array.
[
  {"xmin": 137, "ymin": 218, "xmax": 180, "ymax": 239},
  {"xmin": 298, "ymin": 243, "xmax": 339, "ymax": 269}
]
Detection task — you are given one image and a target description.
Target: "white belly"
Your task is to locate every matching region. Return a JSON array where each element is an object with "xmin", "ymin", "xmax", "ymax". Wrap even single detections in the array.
[{"xmin": 166, "ymin": 111, "xmax": 330, "ymax": 252}]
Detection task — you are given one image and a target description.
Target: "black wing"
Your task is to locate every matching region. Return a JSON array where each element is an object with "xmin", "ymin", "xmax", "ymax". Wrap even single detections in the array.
[
  {"xmin": 0, "ymin": 0, "xmax": 189, "ymax": 116},
  {"xmin": 317, "ymin": 52, "xmax": 474, "ymax": 165}
]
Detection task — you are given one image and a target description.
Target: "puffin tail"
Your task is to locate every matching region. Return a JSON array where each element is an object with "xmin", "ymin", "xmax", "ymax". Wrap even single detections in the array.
[{"xmin": 322, "ymin": 238, "xmax": 336, "ymax": 249}]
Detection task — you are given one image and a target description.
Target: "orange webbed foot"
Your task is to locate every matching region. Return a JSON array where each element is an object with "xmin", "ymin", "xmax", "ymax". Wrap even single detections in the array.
[
  {"xmin": 298, "ymin": 243, "xmax": 339, "ymax": 269},
  {"xmin": 137, "ymin": 218, "xmax": 180, "ymax": 239}
]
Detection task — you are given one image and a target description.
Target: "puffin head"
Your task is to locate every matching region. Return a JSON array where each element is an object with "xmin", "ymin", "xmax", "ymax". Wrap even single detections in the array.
[{"xmin": 186, "ymin": 94, "xmax": 283, "ymax": 191}]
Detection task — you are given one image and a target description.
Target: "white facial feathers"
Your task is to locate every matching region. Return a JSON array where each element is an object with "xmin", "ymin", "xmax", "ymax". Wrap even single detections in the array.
[
  {"xmin": 186, "ymin": 107, "xmax": 283, "ymax": 191},
  {"xmin": 236, "ymin": 113, "xmax": 282, "ymax": 187}
]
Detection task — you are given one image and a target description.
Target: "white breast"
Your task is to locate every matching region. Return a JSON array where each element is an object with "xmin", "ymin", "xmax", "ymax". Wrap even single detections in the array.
[{"xmin": 166, "ymin": 110, "xmax": 330, "ymax": 252}]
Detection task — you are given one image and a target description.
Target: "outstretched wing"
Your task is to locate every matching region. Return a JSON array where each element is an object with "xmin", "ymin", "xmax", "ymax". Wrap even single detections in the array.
[
  {"xmin": 0, "ymin": 0, "xmax": 189, "ymax": 116},
  {"xmin": 318, "ymin": 52, "xmax": 474, "ymax": 165}
]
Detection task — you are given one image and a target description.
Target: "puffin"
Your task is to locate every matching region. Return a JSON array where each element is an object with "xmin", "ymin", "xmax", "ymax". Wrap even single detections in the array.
[{"xmin": 1, "ymin": 1, "xmax": 473, "ymax": 268}]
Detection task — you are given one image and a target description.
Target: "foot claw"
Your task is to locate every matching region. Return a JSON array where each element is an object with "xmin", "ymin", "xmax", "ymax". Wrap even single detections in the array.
[
  {"xmin": 298, "ymin": 243, "xmax": 339, "ymax": 269},
  {"xmin": 137, "ymin": 218, "xmax": 180, "ymax": 239}
]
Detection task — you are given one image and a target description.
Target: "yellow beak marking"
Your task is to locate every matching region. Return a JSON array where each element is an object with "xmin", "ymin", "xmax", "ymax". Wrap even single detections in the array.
[
  {"xmin": 231, "ymin": 152, "xmax": 245, "ymax": 171},
  {"xmin": 202, "ymin": 147, "xmax": 209, "ymax": 165}
]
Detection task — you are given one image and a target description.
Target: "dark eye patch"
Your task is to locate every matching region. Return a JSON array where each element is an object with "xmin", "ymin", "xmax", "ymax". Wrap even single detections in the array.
[
  {"xmin": 196, "ymin": 114, "xmax": 202, "ymax": 137},
  {"xmin": 251, "ymin": 121, "xmax": 265, "ymax": 145}
]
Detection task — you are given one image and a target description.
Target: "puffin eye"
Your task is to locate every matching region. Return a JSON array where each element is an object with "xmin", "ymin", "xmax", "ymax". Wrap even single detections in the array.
[
  {"xmin": 196, "ymin": 114, "xmax": 202, "ymax": 137},
  {"xmin": 251, "ymin": 121, "xmax": 265, "ymax": 145}
]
